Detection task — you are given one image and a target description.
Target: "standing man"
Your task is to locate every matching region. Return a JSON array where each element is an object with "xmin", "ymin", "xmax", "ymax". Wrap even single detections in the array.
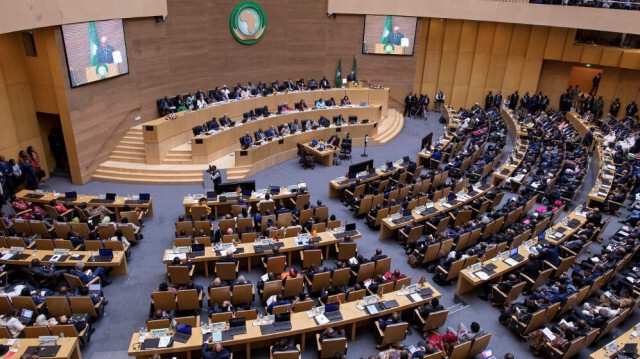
[
  {"xmin": 626, "ymin": 101, "xmax": 638, "ymax": 117},
  {"xmin": 386, "ymin": 26, "xmax": 404, "ymax": 45},
  {"xmin": 435, "ymin": 91, "xmax": 445, "ymax": 113},
  {"xmin": 97, "ymin": 36, "xmax": 115, "ymax": 64},
  {"xmin": 593, "ymin": 96, "xmax": 604, "ymax": 119},
  {"xmin": 485, "ymin": 91, "xmax": 494, "ymax": 110},
  {"xmin": 494, "ymin": 91, "xmax": 503, "ymax": 109},
  {"xmin": 509, "ymin": 91, "xmax": 519, "ymax": 110},
  {"xmin": 208, "ymin": 165, "xmax": 222, "ymax": 190},
  {"xmin": 590, "ymin": 73, "xmax": 601, "ymax": 96},
  {"xmin": 610, "ymin": 98, "xmax": 621, "ymax": 117},
  {"xmin": 404, "ymin": 92, "xmax": 413, "ymax": 117}
]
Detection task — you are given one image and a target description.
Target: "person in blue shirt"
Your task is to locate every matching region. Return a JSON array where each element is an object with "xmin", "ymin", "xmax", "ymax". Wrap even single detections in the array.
[
  {"xmin": 265, "ymin": 126, "xmax": 278, "ymax": 139},
  {"xmin": 202, "ymin": 341, "xmax": 231, "ymax": 359},
  {"xmin": 538, "ymin": 243, "xmax": 560, "ymax": 267},
  {"xmin": 70, "ymin": 262, "xmax": 111, "ymax": 286},
  {"xmin": 432, "ymin": 150, "xmax": 442, "ymax": 161},
  {"xmin": 267, "ymin": 294, "xmax": 291, "ymax": 314},
  {"xmin": 315, "ymin": 99, "xmax": 326, "ymax": 109},
  {"xmin": 378, "ymin": 311, "xmax": 403, "ymax": 331},
  {"xmin": 240, "ymin": 132, "xmax": 253, "ymax": 149}
]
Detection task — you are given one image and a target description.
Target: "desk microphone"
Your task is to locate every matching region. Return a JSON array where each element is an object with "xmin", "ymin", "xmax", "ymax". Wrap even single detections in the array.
[{"xmin": 361, "ymin": 135, "xmax": 369, "ymax": 157}]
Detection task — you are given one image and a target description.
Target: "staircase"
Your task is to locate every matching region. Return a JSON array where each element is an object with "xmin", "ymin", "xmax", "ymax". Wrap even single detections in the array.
[
  {"xmin": 93, "ymin": 162, "xmax": 204, "ymax": 184},
  {"xmin": 107, "ymin": 126, "xmax": 146, "ymax": 163},
  {"xmin": 370, "ymin": 109, "xmax": 404, "ymax": 145},
  {"xmin": 162, "ymin": 144, "xmax": 193, "ymax": 164}
]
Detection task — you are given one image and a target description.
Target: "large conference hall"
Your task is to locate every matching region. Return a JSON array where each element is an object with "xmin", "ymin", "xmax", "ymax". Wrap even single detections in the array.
[{"xmin": 2, "ymin": 0, "xmax": 640, "ymax": 358}]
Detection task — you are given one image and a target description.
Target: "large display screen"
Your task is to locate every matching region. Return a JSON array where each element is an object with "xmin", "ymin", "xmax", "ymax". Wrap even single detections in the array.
[
  {"xmin": 61, "ymin": 19, "xmax": 129, "ymax": 87},
  {"xmin": 363, "ymin": 15, "xmax": 417, "ymax": 56}
]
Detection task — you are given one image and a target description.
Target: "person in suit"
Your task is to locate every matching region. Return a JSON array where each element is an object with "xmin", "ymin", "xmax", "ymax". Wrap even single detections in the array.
[
  {"xmin": 485, "ymin": 91, "xmax": 494, "ymax": 110},
  {"xmin": 320, "ymin": 77, "xmax": 331, "ymax": 89},
  {"xmin": 386, "ymin": 27, "xmax": 404, "ymax": 45},
  {"xmin": 346, "ymin": 71, "xmax": 356, "ymax": 82},
  {"xmin": 377, "ymin": 311, "xmax": 403, "ymax": 331},
  {"xmin": 290, "ymin": 119, "xmax": 302, "ymax": 132},
  {"xmin": 590, "ymin": 73, "xmax": 601, "ymax": 96},
  {"xmin": 370, "ymin": 248, "xmax": 387, "ymax": 262},
  {"xmin": 265, "ymin": 126, "xmax": 278, "ymax": 138},
  {"xmin": 207, "ymin": 118, "xmax": 220, "ymax": 131},
  {"xmin": 29, "ymin": 258, "xmax": 66, "ymax": 281},
  {"xmin": 240, "ymin": 132, "xmax": 253, "ymax": 149},
  {"xmin": 70, "ymin": 262, "xmax": 111, "ymax": 286},
  {"xmin": 447, "ymin": 321, "xmax": 484, "ymax": 343},
  {"xmin": 267, "ymin": 294, "xmax": 291, "ymax": 314},
  {"xmin": 318, "ymin": 116, "xmax": 330, "ymax": 127},
  {"xmin": 254, "ymin": 128, "xmax": 267, "ymax": 142},
  {"xmin": 308, "ymin": 78, "xmax": 318, "ymax": 90},
  {"xmin": 626, "ymin": 101, "xmax": 638, "ymax": 117},
  {"xmin": 97, "ymin": 37, "xmax": 115, "ymax": 64},
  {"xmin": 218, "ymin": 250, "xmax": 238, "ymax": 264},
  {"xmin": 417, "ymin": 298, "xmax": 444, "ymax": 318},
  {"xmin": 494, "ymin": 91, "xmax": 503, "ymax": 108},
  {"xmin": 586, "ymin": 207, "xmax": 602, "ymax": 226},
  {"xmin": 219, "ymin": 114, "xmax": 234, "ymax": 127},
  {"xmin": 202, "ymin": 341, "xmax": 231, "ymax": 359},
  {"xmin": 610, "ymin": 98, "xmax": 621, "ymax": 117},
  {"xmin": 404, "ymin": 92, "xmax": 413, "ymax": 117},
  {"xmin": 435, "ymin": 91, "xmax": 445, "ymax": 112}
]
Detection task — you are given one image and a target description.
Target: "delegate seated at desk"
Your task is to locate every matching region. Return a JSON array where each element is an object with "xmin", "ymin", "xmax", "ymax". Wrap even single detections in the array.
[
  {"xmin": 290, "ymin": 120, "xmax": 302, "ymax": 133},
  {"xmin": 207, "ymin": 118, "xmax": 220, "ymax": 131},
  {"xmin": 320, "ymin": 77, "xmax": 331, "ymax": 90},
  {"xmin": 255, "ymin": 129, "xmax": 267, "ymax": 142},
  {"xmin": 241, "ymin": 132, "xmax": 254, "ymax": 149},
  {"xmin": 309, "ymin": 78, "xmax": 318, "ymax": 90},
  {"xmin": 265, "ymin": 126, "xmax": 278, "ymax": 139},
  {"xmin": 220, "ymin": 114, "xmax": 235, "ymax": 127},
  {"xmin": 315, "ymin": 99, "xmax": 327, "ymax": 109},
  {"xmin": 318, "ymin": 116, "xmax": 330, "ymax": 127}
]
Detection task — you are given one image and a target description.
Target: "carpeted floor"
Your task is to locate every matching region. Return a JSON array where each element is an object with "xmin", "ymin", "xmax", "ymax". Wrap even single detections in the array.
[{"xmin": 29, "ymin": 112, "xmax": 635, "ymax": 359}]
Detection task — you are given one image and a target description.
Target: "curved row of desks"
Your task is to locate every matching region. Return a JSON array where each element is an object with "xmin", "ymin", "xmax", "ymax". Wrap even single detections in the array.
[{"xmin": 143, "ymin": 88, "xmax": 389, "ymax": 164}]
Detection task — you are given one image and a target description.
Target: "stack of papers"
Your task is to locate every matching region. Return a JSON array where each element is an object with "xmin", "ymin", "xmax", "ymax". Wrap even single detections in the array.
[
  {"xmin": 315, "ymin": 314, "xmax": 329, "ymax": 325},
  {"xmin": 475, "ymin": 271, "xmax": 490, "ymax": 280},
  {"xmin": 504, "ymin": 258, "xmax": 518, "ymax": 266},
  {"xmin": 410, "ymin": 293, "xmax": 422, "ymax": 302}
]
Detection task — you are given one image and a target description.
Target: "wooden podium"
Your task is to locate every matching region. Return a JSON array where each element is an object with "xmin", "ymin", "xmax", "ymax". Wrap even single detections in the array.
[
  {"xmin": 374, "ymin": 43, "xmax": 405, "ymax": 55},
  {"xmin": 85, "ymin": 63, "xmax": 119, "ymax": 82}
]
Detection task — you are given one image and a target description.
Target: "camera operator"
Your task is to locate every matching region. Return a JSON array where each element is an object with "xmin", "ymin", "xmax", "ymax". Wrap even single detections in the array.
[{"xmin": 207, "ymin": 165, "xmax": 222, "ymax": 190}]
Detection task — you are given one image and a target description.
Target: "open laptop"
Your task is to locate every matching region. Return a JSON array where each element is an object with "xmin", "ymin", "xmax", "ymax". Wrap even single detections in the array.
[
  {"xmin": 172, "ymin": 323, "xmax": 192, "ymax": 343},
  {"xmin": 18, "ymin": 309, "xmax": 33, "ymax": 325},
  {"xmin": 96, "ymin": 248, "xmax": 114, "ymax": 262},
  {"xmin": 510, "ymin": 247, "xmax": 524, "ymax": 262},
  {"xmin": 190, "ymin": 243, "xmax": 205, "ymax": 257},
  {"xmin": 139, "ymin": 193, "xmax": 151, "ymax": 203},
  {"xmin": 62, "ymin": 191, "xmax": 77, "ymax": 202},
  {"xmin": 105, "ymin": 193, "xmax": 117, "ymax": 202},
  {"xmin": 226, "ymin": 317, "xmax": 247, "ymax": 336},
  {"xmin": 206, "ymin": 191, "xmax": 217, "ymax": 200},
  {"xmin": 270, "ymin": 185, "xmax": 280, "ymax": 194},
  {"xmin": 273, "ymin": 312, "xmax": 292, "ymax": 331},
  {"xmin": 324, "ymin": 302, "xmax": 343, "ymax": 321},
  {"xmin": 89, "ymin": 283, "xmax": 101, "ymax": 294},
  {"xmin": 345, "ymin": 222, "xmax": 356, "ymax": 234},
  {"xmin": 481, "ymin": 348, "xmax": 496, "ymax": 359}
]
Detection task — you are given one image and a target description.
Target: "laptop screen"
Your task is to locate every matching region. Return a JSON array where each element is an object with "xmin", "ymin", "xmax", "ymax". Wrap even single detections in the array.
[
  {"xmin": 139, "ymin": 193, "xmax": 150, "ymax": 201},
  {"xmin": 403, "ymin": 156, "xmax": 410, "ymax": 163},
  {"xmin": 325, "ymin": 302, "xmax": 339, "ymax": 312},
  {"xmin": 242, "ymin": 189, "xmax": 252, "ymax": 197},
  {"xmin": 345, "ymin": 223, "xmax": 356, "ymax": 232},
  {"xmin": 191, "ymin": 244, "xmax": 205, "ymax": 252},
  {"xmin": 89, "ymin": 284, "xmax": 101, "ymax": 292},
  {"xmin": 481, "ymin": 348, "xmax": 493, "ymax": 359},
  {"xmin": 386, "ymin": 161, "xmax": 393, "ymax": 169},
  {"xmin": 99, "ymin": 249, "xmax": 113, "ymax": 257},
  {"xmin": 229, "ymin": 317, "xmax": 246, "ymax": 327},
  {"xmin": 275, "ymin": 312, "xmax": 290, "ymax": 322},
  {"xmin": 270, "ymin": 186, "xmax": 280, "ymax": 194},
  {"xmin": 21, "ymin": 309, "xmax": 33, "ymax": 318},
  {"xmin": 311, "ymin": 140, "xmax": 318, "ymax": 147},
  {"xmin": 176, "ymin": 324, "xmax": 191, "ymax": 334},
  {"xmin": 106, "ymin": 193, "xmax": 117, "ymax": 200},
  {"xmin": 206, "ymin": 191, "xmax": 217, "ymax": 199},
  {"xmin": 64, "ymin": 191, "xmax": 77, "ymax": 199},
  {"xmin": 510, "ymin": 247, "xmax": 518, "ymax": 257}
]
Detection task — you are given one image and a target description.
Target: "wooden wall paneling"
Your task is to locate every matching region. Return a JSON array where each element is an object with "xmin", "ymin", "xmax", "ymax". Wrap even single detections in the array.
[
  {"xmin": 501, "ymin": 24, "xmax": 531, "ymax": 95},
  {"xmin": 437, "ymin": 20, "xmax": 463, "ymax": 102},
  {"xmin": 451, "ymin": 21, "xmax": 478, "ymax": 108},
  {"xmin": 544, "ymin": 27, "xmax": 568, "ymax": 61},
  {"xmin": 580, "ymin": 46, "xmax": 604, "ymax": 66},
  {"xmin": 413, "ymin": 18, "xmax": 430, "ymax": 95},
  {"xmin": 24, "ymin": 31, "xmax": 59, "ymax": 114},
  {"xmin": 421, "ymin": 19, "xmax": 446, "ymax": 98},
  {"xmin": 484, "ymin": 23, "xmax": 513, "ymax": 92},
  {"xmin": 619, "ymin": 51, "xmax": 640, "ymax": 70},
  {"xmin": 616, "ymin": 69, "xmax": 640, "ymax": 106},
  {"xmin": 597, "ymin": 67, "xmax": 622, "ymax": 112},
  {"xmin": 561, "ymin": 29, "xmax": 583, "ymax": 63},
  {"xmin": 468, "ymin": 22, "xmax": 496, "ymax": 107},
  {"xmin": 537, "ymin": 60, "xmax": 572, "ymax": 110},
  {"xmin": 600, "ymin": 48, "xmax": 624, "ymax": 68},
  {"xmin": 519, "ymin": 26, "xmax": 549, "ymax": 93}
]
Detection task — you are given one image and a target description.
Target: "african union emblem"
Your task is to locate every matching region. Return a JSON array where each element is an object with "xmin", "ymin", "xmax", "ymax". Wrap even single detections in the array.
[{"xmin": 230, "ymin": 1, "xmax": 267, "ymax": 45}]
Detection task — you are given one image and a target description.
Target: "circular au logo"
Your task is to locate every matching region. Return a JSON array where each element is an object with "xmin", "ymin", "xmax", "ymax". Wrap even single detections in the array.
[
  {"xmin": 230, "ymin": 1, "xmax": 267, "ymax": 45},
  {"xmin": 95, "ymin": 63, "xmax": 109, "ymax": 79},
  {"xmin": 383, "ymin": 43, "xmax": 395, "ymax": 54}
]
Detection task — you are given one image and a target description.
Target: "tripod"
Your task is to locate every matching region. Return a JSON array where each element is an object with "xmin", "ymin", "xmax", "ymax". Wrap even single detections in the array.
[{"xmin": 361, "ymin": 135, "xmax": 369, "ymax": 157}]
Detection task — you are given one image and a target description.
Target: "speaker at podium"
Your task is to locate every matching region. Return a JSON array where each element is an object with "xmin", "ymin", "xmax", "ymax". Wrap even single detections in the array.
[
  {"xmin": 374, "ymin": 43, "xmax": 406, "ymax": 55},
  {"xmin": 85, "ymin": 63, "xmax": 120, "ymax": 82}
]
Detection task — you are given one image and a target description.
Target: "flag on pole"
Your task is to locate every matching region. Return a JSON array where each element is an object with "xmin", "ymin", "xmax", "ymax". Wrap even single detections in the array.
[
  {"xmin": 381, "ymin": 15, "xmax": 392, "ymax": 44},
  {"xmin": 89, "ymin": 22, "xmax": 100, "ymax": 66},
  {"xmin": 335, "ymin": 59, "xmax": 342, "ymax": 88},
  {"xmin": 352, "ymin": 57, "xmax": 358, "ymax": 82}
]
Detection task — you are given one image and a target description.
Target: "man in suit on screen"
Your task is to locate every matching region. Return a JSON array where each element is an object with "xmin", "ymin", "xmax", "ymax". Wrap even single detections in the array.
[
  {"xmin": 97, "ymin": 36, "xmax": 115, "ymax": 64},
  {"xmin": 386, "ymin": 26, "xmax": 404, "ymax": 45}
]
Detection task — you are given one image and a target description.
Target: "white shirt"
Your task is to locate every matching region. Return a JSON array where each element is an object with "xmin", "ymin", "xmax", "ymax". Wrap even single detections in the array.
[{"xmin": 109, "ymin": 235, "xmax": 130, "ymax": 247}]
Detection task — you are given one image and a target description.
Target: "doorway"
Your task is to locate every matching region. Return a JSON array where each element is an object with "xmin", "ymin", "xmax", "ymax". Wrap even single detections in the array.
[
  {"xmin": 36, "ymin": 112, "xmax": 70, "ymax": 177},
  {"xmin": 568, "ymin": 66, "xmax": 603, "ymax": 95}
]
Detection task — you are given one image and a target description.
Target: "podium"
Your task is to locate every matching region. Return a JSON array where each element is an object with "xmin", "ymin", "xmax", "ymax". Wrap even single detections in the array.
[
  {"xmin": 374, "ymin": 43, "xmax": 405, "ymax": 55},
  {"xmin": 85, "ymin": 63, "xmax": 120, "ymax": 82}
]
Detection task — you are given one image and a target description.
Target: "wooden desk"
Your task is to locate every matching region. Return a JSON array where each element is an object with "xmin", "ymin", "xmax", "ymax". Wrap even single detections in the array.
[
  {"xmin": 589, "ymin": 321, "xmax": 640, "ymax": 359},
  {"xmin": 416, "ymin": 134, "xmax": 452, "ymax": 168},
  {"xmin": 143, "ymin": 89, "xmax": 389, "ymax": 163},
  {"xmin": 328, "ymin": 163, "xmax": 408, "ymax": 199},
  {"xmin": 182, "ymin": 187, "xmax": 302, "ymax": 218},
  {"xmin": 588, "ymin": 148, "xmax": 616, "ymax": 208},
  {"xmin": 16, "ymin": 190, "xmax": 154, "ymax": 217},
  {"xmin": 128, "ymin": 284, "xmax": 441, "ymax": 359},
  {"xmin": 164, "ymin": 230, "xmax": 361, "ymax": 276},
  {"xmin": 0, "ymin": 337, "xmax": 81, "ymax": 359},
  {"xmin": 0, "ymin": 248, "xmax": 128, "ymax": 275},
  {"xmin": 490, "ymin": 140, "xmax": 529, "ymax": 186},
  {"xmin": 542, "ymin": 211, "xmax": 588, "ymax": 246},
  {"xmin": 234, "ymin": 122, "xmax": 376, "ymax": 167},
  {"xmin": 379, "ymin": 183, "xmax": 493, "ymax": 239},
  {"xmin": 302, "ymin": 141, "xmax": 340, "ymax": 166}
]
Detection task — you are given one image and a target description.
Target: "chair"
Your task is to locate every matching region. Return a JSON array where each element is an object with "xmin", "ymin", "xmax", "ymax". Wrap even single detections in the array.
[
  {"xmin": 146, "ymin": 319, "xmax": 171, "ymax": 330},
  {"xmin": 335, "ymin": 242, "xmax": 357, "ymax": 261},
  {"xmin": 152, "ymin": 291, "xmax": 178, "ymax": 312},
  {"xmin": 448, "ymin": 340, "xmax": 471, "ymax": 359},
  {"xmin": 305, "ymin": 271, "xmax": 330, "ymax": 294},
  {"xmin": 300, "ymin": 249, "xmax": 323, "ymax": 270},
  {"xmin": 208, "ymin": 287, "xmax": 231, "ymax": 307},
  {"xmin": 84, "ymin": 240, "xmax": 104, "ymax": 251},
  {"xmin": 414, "ymin": 309, "xmax": 449, "ymax": 333},
  {"xmin": 264, "ymin": 255, "xmax": 287, "ymax": 274},
  {"xmin": 50, "ymin": 325, "xmax": 87, "ymax": 345},
  {"xmin": 374, "ymin": 257, "xmax": 391, "ymax": 276},
  {"xmin": 231, "ymin": 284, "xmax": 254, "ymax": 307},
  {"xmin": 0, "ymin": 327, "xmax": 11, "ymax": 339},
  {"xmin": 283, "ymin": 277, "xmax": 304, "ymax": 298},
  {"xmin": 63, "ymin": 272, "xmax": 99, "ymax": 291},
  {"xmin": 70, "ymin": 296, "xmax": 103, "ymax": 317},
  {"xmin": 176, "ymin": 289, "xmax": 201, "ymax": 312},
  {"xmin": 330, "ymin": 268, "xmax": 351, "ymax": 287},
  {"xmin": 167, "ymin": 265, "xmax": 194, "ymax": 285},
  {"xmin": 346, "ymin": 289, "xmax": 366, "ymax": 302},
  {"xmin": 375, "ymin": 321, "xmax": 408, "ymax": 349},
  {"xmin": 270, "ymin": 344, "xmax": 301, "ymax": 359},
  {"xmin": 316, "ymin": 334, "xmax": 347, "ymax": 358},
  {"xmin": 261, "ymin": 281, "xmax": 283, "ymax": 301},
  {"xmin": 12, "ymin": 296, "xmax": 40, "ymax": 315},
  {"xmin": 215, "ymin": 262, "xmax": 239, "ymax": 281},
  {"xmin": 467, "ymin": 333, "xmax": 492, "ymax": 358},
  {"xmin": 34, "ymin": 239, "xmax": 54, "ymax": 250},
  {"xmin": 492, "ymin": 282, "xmax": 526, "ymax": 307},
  {"xmin": 24, "ymin": 326, "xmax": 50, "ymax": 338},
  {"xmin": 353, "ymin": 262, "xmax": 375, "ymax": 283},
  {"xmin": 292, "ymin": 300, "xmax": 314, "ymax": 313}
]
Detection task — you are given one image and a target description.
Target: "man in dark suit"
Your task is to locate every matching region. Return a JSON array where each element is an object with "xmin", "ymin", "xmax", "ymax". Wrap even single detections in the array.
[
  {"xmin": 254, "ymin": 128, "xmax": 267, "ymax": 142},
  {"xmin": 219, "ymin": 114, "xmax": 234, "ymax": 127},
  {"xmin": 346, "ymin": 71, "xmax": 355, "ymax": 82},
  {"xmin": 386, "ymin": 27, "xmax": 404, "ymax": 45},
  {"xmin": 485, "ymin": 91, "xmax": 494, "ymax": 110},
  {"xmin": 320, "ymin": 77, "xmax": 331, "ymax": 90},
  {"xmin": 370, "ymin": 248, "xmax": 387, "ymax": 262},
  {"xmin": 589, "ymin": 73, "xmax": 601, "ymax": 96},
  {"xmin": 207, "ymin": 118, "xmax": 220, "ymax": 131},
  {"xmin": 494, "ymin": 91, "xmax": 503, "ymax": 108},
  {"xmin": 626, "ymin": 101, "xmax": 638, "ymax": 117},
  {"xmin": 404, "ymin": 92, "xmax": 413, "ymax": 117},
  {"xmin": 240, "ymin": 132, "xmax": 253, "ymax": 149},
  {"xmin": 97, "ymin": 36, "xmax": 115, "ymax": 63},
  {"xmin": 309, "ymin": 79, "xmax": 318, "ymax": 90}
]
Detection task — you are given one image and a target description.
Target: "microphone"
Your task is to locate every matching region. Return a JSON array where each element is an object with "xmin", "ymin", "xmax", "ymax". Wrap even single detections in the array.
[{"xmin": 362, "ymin": 135, "xmax": 369, "ymax": 157}]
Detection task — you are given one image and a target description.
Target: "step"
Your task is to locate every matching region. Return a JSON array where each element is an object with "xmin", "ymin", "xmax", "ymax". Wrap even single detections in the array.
[
  {"xmin": 115, "ymin": 144, "xmax": 145, "ymax": 151},
  {"xmin": 111, "ymin": 150, "xmax": 146, "ymax": 158},
  {"xmin": 122, "ymin": 135, "xmax": 143, "ymax": 141},
  {"xmin": 162, "ymin": 159, "xmax": 194, "ymax": 164},
  {"xmin": 107, "ymin": 155, "xmax": 146, "ymax": 163},
  {"xmin": 92, "ymin": 174, "xmax": 203, "ymax": 185},
  {"xmin": 94, "ymin": 168, "xmax": 202, "ymax": 180},
  {"xmin": 97, "ymin": 161, "xmax": 208, "ymax": 173}
]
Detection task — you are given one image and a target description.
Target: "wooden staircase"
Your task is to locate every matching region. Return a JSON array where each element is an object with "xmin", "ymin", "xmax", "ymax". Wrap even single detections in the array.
[
  {"xmin": 162, "ymin": 144, "xmax": 193, "ymax": 164},
  {"xmin": 107, "ymin": 126, "xmax": 146, "ymax": 163},
  {"xmin": 370, "ymin": 109, "xmax": 404, "ymax": 145}
]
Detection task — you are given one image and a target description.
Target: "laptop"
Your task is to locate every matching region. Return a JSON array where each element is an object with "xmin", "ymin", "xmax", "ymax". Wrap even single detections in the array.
[
  {"xmin": 270, "ymin": 185, "xmax": 280, "ymax": 194},
  {"xmin": 206, "ymin": 191, "xmax": 217, "ymax": 199},
  {"xmin": 172, "ymin": 323, "xmax": 192, "ymax": 343},
  {"xmin": 139, "ymin": 193, "xmax": 151, "ymax": 203},
  {"xmin": 311, "ymin": 140, "xmax": 318, "ymax": 147},
  {"xmin": 241, "ymin": 189, "xmax": 252, "ymax": 198},
  {"xmin": 386, "ymin": 161, "xmax": 393, "ymax": 170},
  {"xmin": 226, "ymin": 317, "xmax": 247, "ymax": 335},
  {"xmin": 368, "ymin": 168, "xmax": 376, "ymax": 175},
  {"xmin": 348, "ymin": 172, "xmax": 356, "ymax": 179},
  {"xmin": 89, "ymin": 283, "xmax": 101, "ymax": 294},
  {"xmin": 510, "ymin": 247, "xmax": 524, "ymax": 262},
  {"xmin": 324, "ymin": 302, "xmax": 343, "ymax": 321},
  {"xmin": 345, "ymin": 223, "xmax": 356, "ymax": 232},
  {"xmin": 190, "ymin": 243, "xmax": 205, "ymax": 257},
  {"xmin": 403, "ymin": 156, "xmax": 410, "ymax": 163},
  {"xmin": 96, "ymin": 248, "xmax": 114, "ymax": 262},
  {"xmin": 18, "ymin": 309, "xmax": 33, "ymax": 325},
  {"xmin": 62, "ymin": 191, "xmax": 77, "ymax": 202},
  {"xmin": 105, "ymin": 193, "xmax": 117, "ymax": 201},
  {"xmin": 273, "ymin": 312, "xmax": 292, "ymax": 331},
  {"xmin": 481, "ymin": 348, "xmax": 496, "ymax": 359}
]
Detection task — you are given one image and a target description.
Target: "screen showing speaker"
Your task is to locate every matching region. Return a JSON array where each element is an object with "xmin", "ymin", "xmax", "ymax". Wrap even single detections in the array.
[
  {"xmin": 362, "ymin": 15, "xmax": 417, "ymax": 56},
  {"xmin": 61, "ymin": 19, "xmax": 129, "ymax": 87}
]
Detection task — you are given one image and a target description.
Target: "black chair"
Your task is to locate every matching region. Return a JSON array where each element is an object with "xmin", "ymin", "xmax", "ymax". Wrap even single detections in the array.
[
  {"xmin": 297, "ymin": 144, "xmax": 315, "ymax": 169},
  {"xmin": 339, "ymin": 139, "xmax": 352, "ymax": 163}
]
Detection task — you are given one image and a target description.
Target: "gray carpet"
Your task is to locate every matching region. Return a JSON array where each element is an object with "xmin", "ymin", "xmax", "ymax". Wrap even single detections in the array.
[{"xmin": 33, "ymin": 112, "xmax": 634, "ymax": 359}]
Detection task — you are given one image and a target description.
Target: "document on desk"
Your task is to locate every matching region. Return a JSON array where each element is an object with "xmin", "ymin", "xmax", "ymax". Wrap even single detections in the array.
[
  {"xmin": 314, "ymin": 314, "xmax": 329, "ymax": 325},
  {"xmin": 164, "ymin": 252, "xmax": 186, "ymax": 261},
  {"xmin": 542, "ymin": 327, "xmax": 556, "ymax": 341},
  {"xmin": 410, "ymin": 293, "xmax": 422, "ymax": 302},
  {"xmin": 210, "ymin": 331, "xmax": 222, "ymax": 342},
  {"xmin": 158, "ymin": 336, "xmax": 171, "ymax": 348},
  {"xmin": 475, "ymin": 271, "xmax": 489, "ymax": 281},
  {"xmin": 366, "ymin": 305, "xmax": 379, "ymax": 315},
  {"xmin": 504, "ymin": 258, "xmax": 518, "ymax": 266}
]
